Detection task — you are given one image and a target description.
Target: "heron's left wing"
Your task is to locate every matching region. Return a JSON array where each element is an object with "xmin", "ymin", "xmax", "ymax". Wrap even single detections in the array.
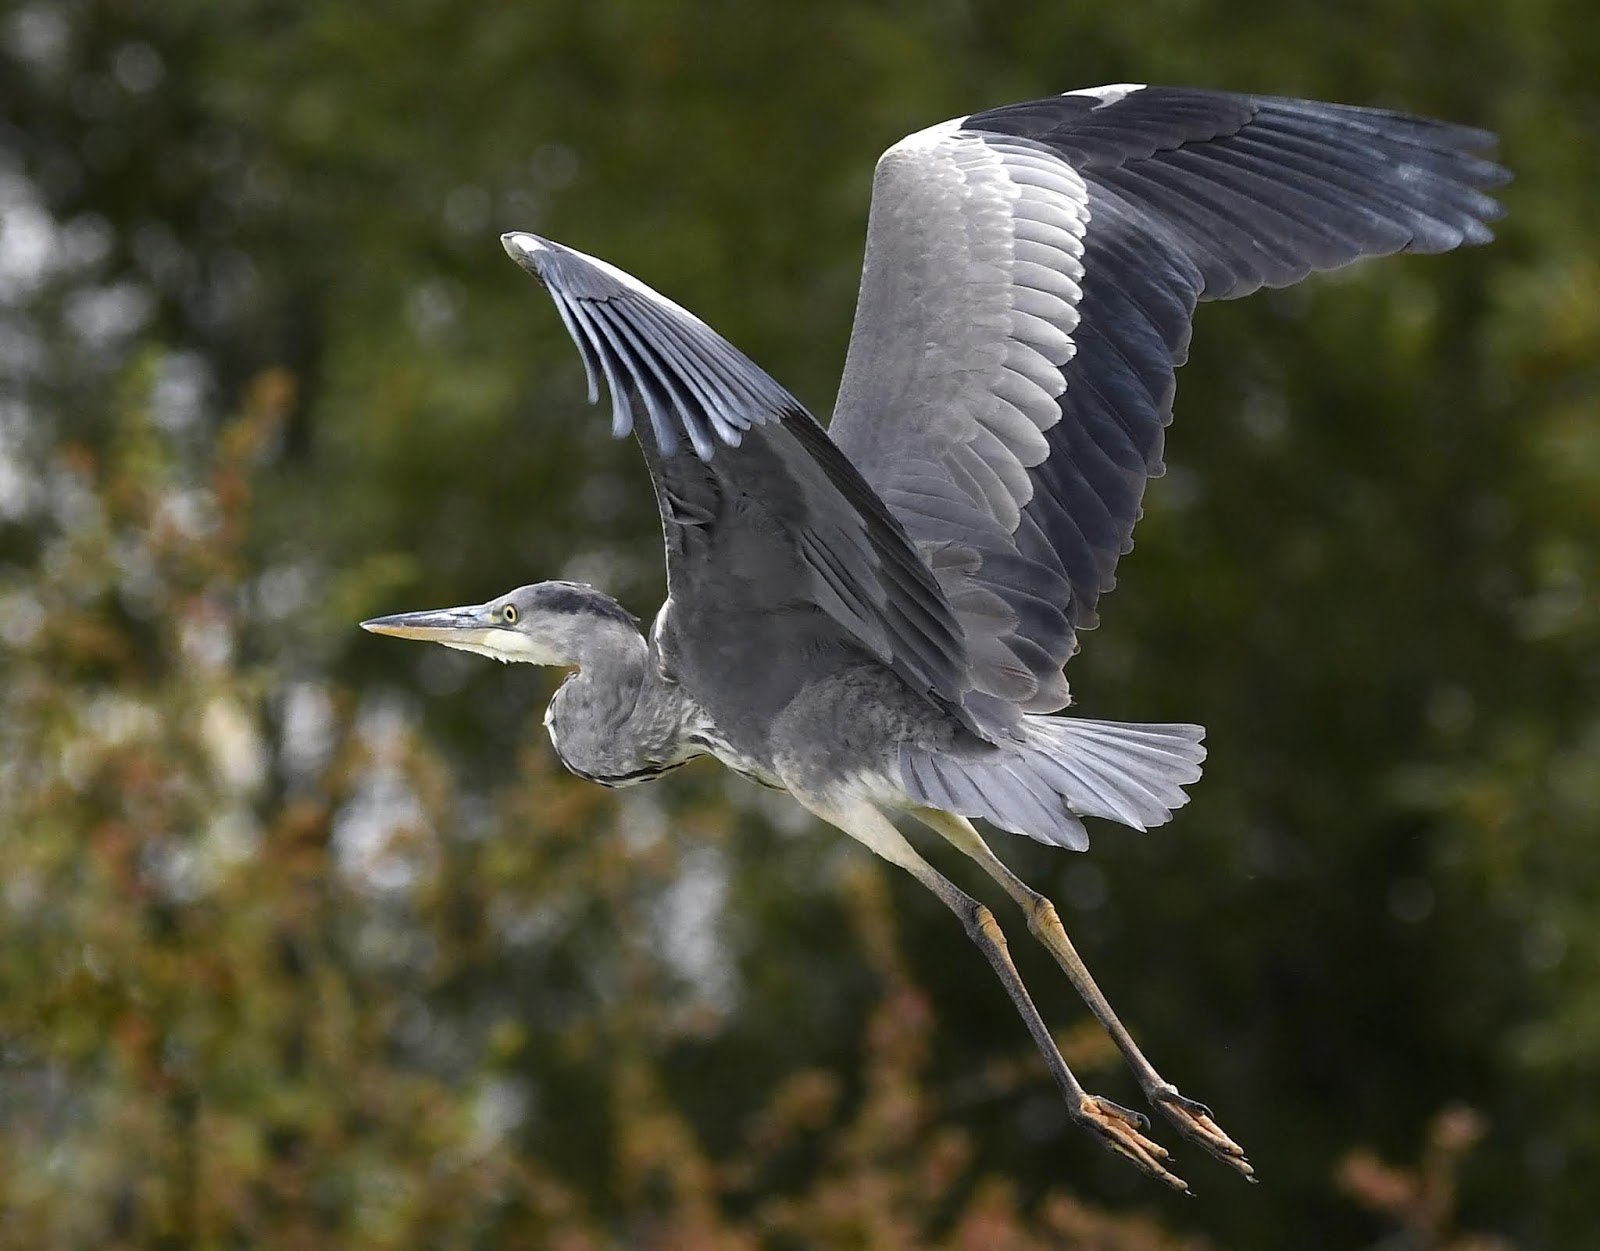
[{"xmin": 503, "ymin": 233, "xmax": 983, "ymax": 737}]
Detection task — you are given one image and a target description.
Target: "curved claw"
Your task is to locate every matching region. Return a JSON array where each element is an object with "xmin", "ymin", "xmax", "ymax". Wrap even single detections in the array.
[
  {"xmin": 1077, "ymin": 1095, "xmax": 1191, "ymax": 1194},
  {"xmin": 1094, "ymin": 1095, "xmax": 1150, "ymax": 1132},
  {"xmin": 1149, "ymin": 1085, "xmax": 1256, "ymax": 1182}
]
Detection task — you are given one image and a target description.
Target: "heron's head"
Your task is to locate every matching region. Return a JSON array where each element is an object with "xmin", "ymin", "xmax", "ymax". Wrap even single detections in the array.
[{"xmin": 361, "ymin": 581, "xmax": 639, "ymax": 667}]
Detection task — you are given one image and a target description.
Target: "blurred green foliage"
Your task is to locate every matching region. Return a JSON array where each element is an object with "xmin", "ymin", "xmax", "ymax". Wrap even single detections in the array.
[{"xmin": 1, "ymin": 0, "xmax": 1597, "ymax": 1246}]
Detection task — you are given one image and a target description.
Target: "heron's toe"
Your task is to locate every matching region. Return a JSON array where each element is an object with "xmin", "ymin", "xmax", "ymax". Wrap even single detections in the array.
[
  {"xmin": 1074, "ymin": 1095, "xmax": 1191, "ymax": 1194},
  {"xmin": 1150, "ymin": 1085, "xmax": 1256, "ymax": 1182}
]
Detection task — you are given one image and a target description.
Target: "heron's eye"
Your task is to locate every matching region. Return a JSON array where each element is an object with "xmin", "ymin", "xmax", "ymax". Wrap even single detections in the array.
[{"xmin": 501, "ymin": 604, "xmax": 518, "ymax": 624}]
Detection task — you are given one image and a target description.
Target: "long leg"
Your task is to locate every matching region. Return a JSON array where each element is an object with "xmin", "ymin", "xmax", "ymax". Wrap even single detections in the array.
[
  {"xmin": 799, "ymin": 796, "xmax": 1192, "ymax": 1192},
  {"xmin": 913, "ymin": 807, "xmax": 1254, "ymax": 1181}
]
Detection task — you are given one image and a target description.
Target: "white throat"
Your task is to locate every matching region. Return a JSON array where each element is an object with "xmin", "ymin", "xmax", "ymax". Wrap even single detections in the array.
[{"xmin": 438, "ymin": 630, "xmax": 571, "ymax": 666}]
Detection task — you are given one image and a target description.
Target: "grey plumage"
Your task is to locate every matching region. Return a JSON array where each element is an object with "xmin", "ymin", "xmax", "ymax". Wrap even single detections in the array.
[{"xmin": 364, "ymin": 84, "xmax": 1506, "ymax": 1192}]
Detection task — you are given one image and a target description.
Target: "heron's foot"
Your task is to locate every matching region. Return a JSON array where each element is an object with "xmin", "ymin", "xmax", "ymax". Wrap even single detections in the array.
[
  {"xmin": 1074, "ymin": 1094, "xmax": 1191, "ymax": 1194},
  {"xmin": 1149, "ymin": 1085, "xmax": 1255, "ymax": 1182}
]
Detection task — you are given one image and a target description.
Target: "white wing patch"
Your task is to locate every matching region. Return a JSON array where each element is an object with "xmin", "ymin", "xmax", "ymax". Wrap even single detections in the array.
[{"xmin": 1064, "ymin": 83, "xmax": 1146, "ymax": 109}]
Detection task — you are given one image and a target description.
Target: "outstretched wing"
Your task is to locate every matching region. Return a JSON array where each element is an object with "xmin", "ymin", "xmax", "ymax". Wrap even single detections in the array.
[
  {"xmin": 502, "ymin": 233, "xmax": 985, "ymax": 741},
  {"xmin": 829, "ymin": 86, "xmax": 1508, "ymax": 717}
]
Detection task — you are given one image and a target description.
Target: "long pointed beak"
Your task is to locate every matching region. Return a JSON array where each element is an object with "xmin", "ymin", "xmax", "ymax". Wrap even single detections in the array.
[{"xmin": 360, "ymin": 604, "xmax": 489, "ymax": 644}]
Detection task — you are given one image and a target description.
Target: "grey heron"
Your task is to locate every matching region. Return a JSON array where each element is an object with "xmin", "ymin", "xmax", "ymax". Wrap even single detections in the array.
[{"xmin": 363, "ymin": 84, "xmax": 1506, "ymax": 1192}]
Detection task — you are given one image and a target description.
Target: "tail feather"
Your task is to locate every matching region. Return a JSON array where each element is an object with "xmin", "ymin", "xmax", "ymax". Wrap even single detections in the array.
[
  {"xmin": 999, "ymin": 756, "xmax": 1078, "ymax": 829},
  {"xmin": 900, "ymin": 717, "xmax": 1206, "ymax": 851},
  {"xmin": 1024, "ymin": 748, "xmax": 1146, "ymax": 828}
]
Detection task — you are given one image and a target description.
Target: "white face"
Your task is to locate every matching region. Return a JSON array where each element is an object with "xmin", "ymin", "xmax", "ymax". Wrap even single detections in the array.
[{"xmin": 362, "ymin": 581, "xmax": 627, "ymax": 668}]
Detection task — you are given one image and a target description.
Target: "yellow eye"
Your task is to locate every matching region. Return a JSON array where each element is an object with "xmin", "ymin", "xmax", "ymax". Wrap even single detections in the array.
[{"xmin": 502, "ymin": 604, "xmax": 518, "ymax": 624}]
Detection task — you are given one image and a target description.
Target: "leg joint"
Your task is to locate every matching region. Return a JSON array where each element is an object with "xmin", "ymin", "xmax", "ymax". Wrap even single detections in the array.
[
  {"xmin": 963, "ymin": 900, "xmax": 1008, "ymax": 949},
  {"xmin": 1027, "ymin": 893, "xmax": 1063, "ymax": 938}
]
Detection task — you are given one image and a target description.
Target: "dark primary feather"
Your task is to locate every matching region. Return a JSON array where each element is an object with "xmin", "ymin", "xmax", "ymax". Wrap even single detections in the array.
[{"xmin": 830, "ymin": 86, "xmax": 1507, "ymax": 726}]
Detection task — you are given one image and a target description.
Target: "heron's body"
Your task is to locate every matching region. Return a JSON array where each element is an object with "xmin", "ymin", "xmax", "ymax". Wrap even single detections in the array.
[
  {"xmin": 539, "ymin": 591, "xmax": 969, "ymax": 801},
  {"xmin": 363, "ymin": 83, "xmax": 1506, "ymax": 1191}
]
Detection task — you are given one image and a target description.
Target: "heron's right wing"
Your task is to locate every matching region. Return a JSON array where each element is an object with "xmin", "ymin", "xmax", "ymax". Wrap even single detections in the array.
[
  {"xmin": 829, "ymin": 87, "xmax": 1507, "ymax": 718},
  {"xmin": 503, "ymin": 233, "xmax": 985, "ymax": 737}
]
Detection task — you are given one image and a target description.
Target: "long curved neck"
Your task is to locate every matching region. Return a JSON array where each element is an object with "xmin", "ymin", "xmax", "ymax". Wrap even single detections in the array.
[{"xmin": 544, "ymin": 619, "xmax": 696, "ymax": 787}]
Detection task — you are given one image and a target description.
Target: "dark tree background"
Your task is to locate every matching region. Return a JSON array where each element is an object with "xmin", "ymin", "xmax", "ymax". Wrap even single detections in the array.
[{"xmin": 1, "ymin": 1, "xmax": 1596, "ymax": 1247}]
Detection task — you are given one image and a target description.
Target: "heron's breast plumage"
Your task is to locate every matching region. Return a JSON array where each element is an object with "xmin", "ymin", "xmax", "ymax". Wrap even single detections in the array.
[{"xmin": 543, "ymin": 652, "xmax": 703, "ymax": 789}]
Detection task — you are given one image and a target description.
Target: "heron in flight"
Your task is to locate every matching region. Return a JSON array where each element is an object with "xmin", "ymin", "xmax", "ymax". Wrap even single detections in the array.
[{"xmin": 363, "ymin": 85, "xmax": 1505, "ymax": 1191}]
